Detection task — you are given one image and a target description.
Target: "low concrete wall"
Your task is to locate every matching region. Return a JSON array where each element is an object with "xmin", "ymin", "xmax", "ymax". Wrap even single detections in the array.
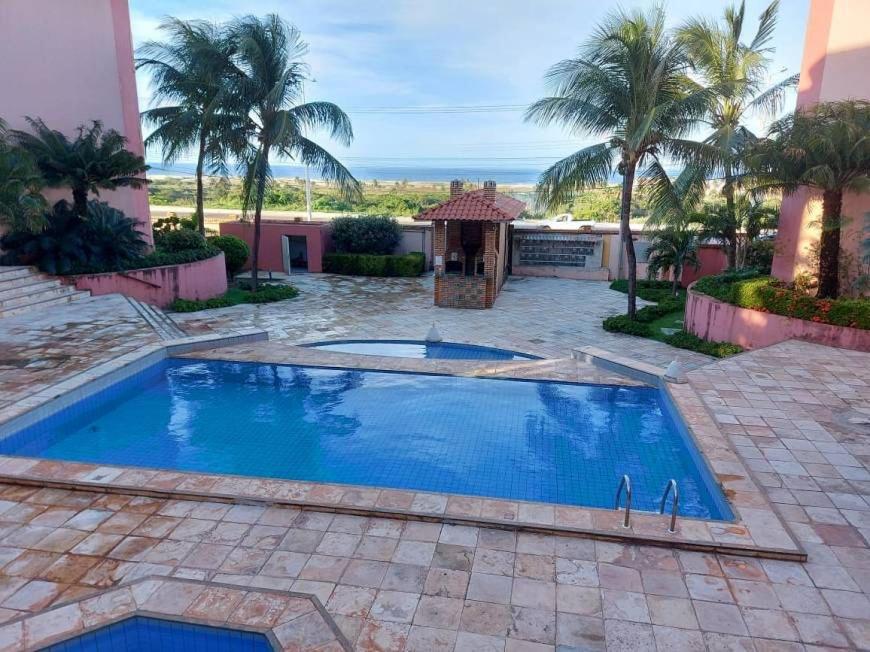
[
  {"xmin": 512, "ymin": 265, "xmax": 610, "ymax": 281},
  {"xmin": 685, "ymin": 283, "xmax": 870, "ymax": 352},
  {"xmin": 67, "ymin": 253, "xmax": 227, "ymax": 308}
]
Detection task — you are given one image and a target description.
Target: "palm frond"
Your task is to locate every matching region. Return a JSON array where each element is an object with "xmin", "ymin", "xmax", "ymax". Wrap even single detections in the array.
[{"xmin": 534, "ymin": 143, "xmax": 617, "ymax": 211}]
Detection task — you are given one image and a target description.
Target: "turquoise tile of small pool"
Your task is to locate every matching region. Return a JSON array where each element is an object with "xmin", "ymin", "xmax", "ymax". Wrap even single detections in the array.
[
  {"xmin": 304, "ymin": 340, "xmax": 538, "ymax": 360},
  {"xmin": 1, "ymin": 359, "xmax": 732, "ymax": 519}
]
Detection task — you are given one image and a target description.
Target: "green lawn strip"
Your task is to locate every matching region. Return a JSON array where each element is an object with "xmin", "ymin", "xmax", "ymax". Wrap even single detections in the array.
[
  {"xmin": 169, "ymin": 283, "xmax": 299, "ymax": 312},
  {"xmin": 604, "ymin": 280, "xmax": 742, "ymax": 358}
]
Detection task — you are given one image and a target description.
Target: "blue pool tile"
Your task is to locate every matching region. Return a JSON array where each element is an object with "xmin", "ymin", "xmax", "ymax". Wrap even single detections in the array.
[
  {"xmin": 0, "ymin": 358, "xmax": 731, "ymax": 520},
  {"xmin": 303, "ymin": 339, "xmax": 539, "ymax": 360}
]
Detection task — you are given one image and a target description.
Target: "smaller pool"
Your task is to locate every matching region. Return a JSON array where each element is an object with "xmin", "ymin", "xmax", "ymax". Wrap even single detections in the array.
[
  {"xmin": 43, "ymin": 615, "xmax": 273, "ymax": 651},
  {"xmin": 303, "ymin": 339, "xmax": 539, "ymax": 361}
]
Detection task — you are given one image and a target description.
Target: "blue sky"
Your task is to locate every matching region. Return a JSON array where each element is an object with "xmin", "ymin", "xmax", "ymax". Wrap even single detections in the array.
[{"xmin": 129, "ymin": 0, "xmax": 810, "ymax": 172}]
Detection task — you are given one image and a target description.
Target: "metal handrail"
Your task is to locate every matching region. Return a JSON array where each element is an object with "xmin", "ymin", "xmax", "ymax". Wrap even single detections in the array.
[
  {"xmin": 614, "ymin": 475, "xmax": 632, "ymax": 528},
  {"xmin": 659, "ymin": 479, "xmax": 679, "ymax": 533}
]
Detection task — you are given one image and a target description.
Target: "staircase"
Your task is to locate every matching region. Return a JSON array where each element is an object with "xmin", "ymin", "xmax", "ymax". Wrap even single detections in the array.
[
  {"xmin": 125, "ymin": 297, "xmax": 186, "ymax": 340},
  {"xmin": 0, "ymin": 266, "xmax": 91, "ymax": 318}
]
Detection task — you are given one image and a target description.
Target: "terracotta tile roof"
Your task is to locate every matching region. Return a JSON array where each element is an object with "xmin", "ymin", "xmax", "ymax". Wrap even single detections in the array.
[{"xmin": 414, "ymin": 189, "xmax": 526, "ymax": 222}]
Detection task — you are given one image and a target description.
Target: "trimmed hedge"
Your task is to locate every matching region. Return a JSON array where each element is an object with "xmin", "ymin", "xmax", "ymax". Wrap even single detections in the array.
[
  {"xmin": 71, "ymin": 246, "xmax": 221, "ymax": 274},
  {"xmin": 693, "ymin": 273, "xmax": 870, "ymax": 330},
  {"xmin": 323, "ymin": 251, "xmax": 425, "ymax": 277},
  {"xmin": 169, "ymin": 283, "xmax": 298, "ymax": 312},
  {"xmin": 661, "ymin": 331, "xmax": 744, "ymax": 358},
  {"xmin": 154, "ymin": 229, "xmax": 207, "ymax": 252},
  {"xmin": 609, "ymin": 279, "xmax": 678, "ymax": 303}
]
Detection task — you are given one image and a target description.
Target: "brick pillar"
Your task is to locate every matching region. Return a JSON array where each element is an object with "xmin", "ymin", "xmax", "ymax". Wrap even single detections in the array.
[
  {"xmin": 483, "ymin": 222, "xmax": 497, "ymax": 307},
  {"xmin": 450, "ymin": 179, "xmax": 463, "ymax": 199},
  {"xmin": 483, "ymin": 180, "xmax": 496, "ymax": 203},
  {"xmin": 433, "ymin": 221, "xmax": 446, "ymax": 305}
]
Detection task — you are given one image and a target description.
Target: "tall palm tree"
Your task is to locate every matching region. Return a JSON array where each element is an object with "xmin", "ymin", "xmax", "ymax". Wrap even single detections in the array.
[
  {"xmin": 678, "ymin": 0, "xmax": 797, "ymax": 268},
  {"xmin": 137, "ymin": 18, "xmax": 233, "ymax": 235},
  {"xmin": 750, "ymin": 100, "xmax": 870, "ymax": 298},
  {"xmin": 224, "ymin": 15, "xmax": 360, "ymax": 289},
  {"xmin": 12, "ymin": 118, "xmax": 148, "ymax": 220},
  {"xmin": 526, "ymin": 7, "xmax": 709, "ymax": 318},
  {"xmin": 0, "ymin": 119, "xmax": 46, "ymax": 232}
]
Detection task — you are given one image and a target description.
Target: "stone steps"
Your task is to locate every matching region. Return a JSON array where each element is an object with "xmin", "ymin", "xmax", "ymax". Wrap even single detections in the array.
[{"xmin": 0, "ymin": 266, "xmax": 91, "ymax": 318}]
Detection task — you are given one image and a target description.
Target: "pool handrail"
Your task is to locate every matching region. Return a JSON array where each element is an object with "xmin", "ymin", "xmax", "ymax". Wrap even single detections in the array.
[
  {"xmin": 614, "ymin": 474, "xmax": 631, "ymax": 528},
  {"xmin": 659, "ymin": 479, "xmax": 679, "ymax": 533}
]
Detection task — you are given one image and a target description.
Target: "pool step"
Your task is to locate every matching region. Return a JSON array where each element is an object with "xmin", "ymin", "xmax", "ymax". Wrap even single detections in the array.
[
  {"xmin": 126, "ymin": 297, "xmax": 186, "ymax": 340},
  {"xmin": 0, "ymin": 266, "xmax": 91, "ymax": 318}
]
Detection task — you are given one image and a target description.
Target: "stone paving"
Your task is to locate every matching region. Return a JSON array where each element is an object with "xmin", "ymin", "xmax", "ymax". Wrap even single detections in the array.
[
  {"xmin": 0, "ymin": 294, "xmax": 161, "ymax": 414},
  {"xmin": 3, "ymin": 273, "xmax": 870, "ymax": 649},
  {"xmin": 174, "ymin": 274, "xmax": 712, "ymax": 369}
]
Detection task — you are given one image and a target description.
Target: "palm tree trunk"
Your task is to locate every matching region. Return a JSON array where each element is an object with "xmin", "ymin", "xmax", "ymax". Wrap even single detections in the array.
[
  {"xmin": 194, "ymin": 132, "xmax": 206, "ymax": 235},
  {"xmin": 620, "ymin": 158, "xmax": 638, "ymax": 319},
  {"xmin": 250, "ymin": 153, "xmax": 269, "ymax": 292},
  {"xmin": 672, "ymin": 265, "xmax": 680, "ymax": 296},
  {"xmin": 72, "ymin": 187, "xmax": 88, "ymax": 220},
  {"xmin": 817, "ymin": 189, "xmax": 842, "ymax": 299},
  {"xmin": 723, "ymin": 164, "xmax": 737, "ymax": 269}
]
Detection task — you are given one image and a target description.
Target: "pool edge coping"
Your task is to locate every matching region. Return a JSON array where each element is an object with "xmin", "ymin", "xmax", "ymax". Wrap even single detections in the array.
[
  {"xmin": 0, "ymin": 335, "xmax": 806, "ymax": 562},
  {"xmin": 0, "ymin": 574, "xmax": 352, "ymax": 651}
]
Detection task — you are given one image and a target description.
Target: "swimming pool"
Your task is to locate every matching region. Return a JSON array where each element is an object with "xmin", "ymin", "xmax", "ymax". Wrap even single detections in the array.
[
  {"xmin": 303, "ymin": 339, "xmax": 539, "ymax": 360},
  {"xmin": 1, "ymin": 359, "xmax": 731, "ymax": 519}
]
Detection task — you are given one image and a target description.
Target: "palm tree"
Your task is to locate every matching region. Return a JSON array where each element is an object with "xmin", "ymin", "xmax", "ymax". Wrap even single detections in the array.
[
  {"xmin": 137, "ymin": 18, "xmax": 233, "ymax": 235},
  {"xmin": 526, "ymin": 7, "xmax": 709, "ymax": 318},
  {"xmin": 646, "ymin": 226, "xmax": 701, "ymax": 296},
  {"xmin": 224, "ymin": 15, "xmax": 360, "ymax": 289},
  {"xmin": 750, "ymin": 100, "xmax": 870, "ymax": 298},
  {"xmin": 678, "ymin": 0, "xmax": 797, "ymax": 268},
  {"xmin": 12, "ymin": 118, "xmax": 148, "ymax": 220},
  {"xmin": 0, "ymin": 119, "xmax": 46, "ymax": 232}
]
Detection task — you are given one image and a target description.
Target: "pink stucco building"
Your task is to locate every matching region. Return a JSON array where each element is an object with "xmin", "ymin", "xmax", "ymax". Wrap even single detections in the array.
[
  {"xmin": 0, "ymin": 0, "xmax": 151, "ymax": 244},
  {"xmin": 771, "ymin": 0, "xmax": 870, "ymax": 287}
]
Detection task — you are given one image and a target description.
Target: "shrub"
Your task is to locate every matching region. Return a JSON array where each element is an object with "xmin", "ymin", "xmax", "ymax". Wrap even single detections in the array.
[
  {"xmin": 609, "ymin": 278, "xmax": 679, "ymax": 302},
  {"xmin": 602, "ymin": 314, "xmax": 653, "ymax": 336},
  {"xmin": 323, "ymin": 251, "xmax": 425, "ymax": 277},
  {"xmin": 0, "ymin": 200, "xmax": 146, "ymax": 274},
  {"xmin": 169, "ymin": 283, "xmax": 298, "ymax": 312},
  {"xmin": 662, "ymin": 331, "xmax": 743, "ymax": 358},
  {"xmin": 331, "ymin": 215, "xmax": 402, "ymax": 255},
  {"xmin": 155, "ymin": 228, "xmax": 207, "ymax": 252},
  {"xmin": 208, "ymin": 235, "xmax": 249, "ymax": 277},
  {"xmin": 693, "ymin": 272, "xmax": 870, "ymax": 330},
  {"xmin": 745, "ymin": 239, "xmax": 774, "ymax": 273}
]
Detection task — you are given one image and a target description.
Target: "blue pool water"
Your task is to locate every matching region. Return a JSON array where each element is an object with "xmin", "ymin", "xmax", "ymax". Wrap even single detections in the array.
[
  {"xmin": 303, "ymin": 339, "xmax": 538, "ymax": 360},
  {"xmin": 1, "ymin": 359, "xmax": 731, "ymax": 519},
  {"xmin": 43, "ymin": 615, "xmax": 272, "ymax": 651}
]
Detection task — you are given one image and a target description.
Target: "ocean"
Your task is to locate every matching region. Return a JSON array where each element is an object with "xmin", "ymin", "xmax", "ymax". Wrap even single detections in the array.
[{"xmin": 149, "ymin": 162, "xmax": 547, "ymax": 185}]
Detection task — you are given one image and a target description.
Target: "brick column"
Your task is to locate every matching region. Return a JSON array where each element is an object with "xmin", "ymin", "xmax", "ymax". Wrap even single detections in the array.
[{"xmin": 483, "ymin": 223, "xmax": 497, "ymax": 307}]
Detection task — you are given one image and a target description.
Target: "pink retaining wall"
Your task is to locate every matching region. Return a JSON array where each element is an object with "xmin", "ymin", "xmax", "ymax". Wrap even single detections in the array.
[
  {"xmin": 219, "ymin": 221, "xmax": 332, "ymax": 273},
  {"xmin": 0, "ymin": 0, "xmax": 152, "ymax": 245},
  {"xmin": 685, "ymin": 284, "xmax": 870, "ymax": 352},
  {"xmin": 67, "ymin": 254, "xmax": 227, "ymax": 308}
]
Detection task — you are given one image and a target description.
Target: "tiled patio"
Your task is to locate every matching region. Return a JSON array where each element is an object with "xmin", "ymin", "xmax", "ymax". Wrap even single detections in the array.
[
  {"xmin": 174, "ymin": 274, "xmax": 713, "ymax": 369},
  {"xmin": 2, "ymin": 274, "xmax": 870, "ymax": 649}
]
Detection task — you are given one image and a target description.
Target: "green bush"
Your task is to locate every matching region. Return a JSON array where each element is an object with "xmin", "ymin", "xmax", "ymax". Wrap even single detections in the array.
[
  {"xmin": 169, "ymin": 283, "xmax": 298, "ymax": 312},
  {"xmin": 331, "ymin": 215, "xmax": 402, "ymax": 255},
  {"xmin": 602, "ymin": 314, "xmax": 653, "ymax": 336},
  {"xmin": 609, "ymin": 279, "xmax": 679, "ymax": 302},
  {"xmin": 662, "ymin": 331, "xmax": 744, "ymax": 358},
  {"xmin": 634, "ymin": 296, "xmax": 685, "ymax": 323},
  {"xmin": 155, "ymin": 228, "xmax": 207, "ymax": 252},
  {"xmin": 323, "ymin": 251, "xmax": 425, "ymax": 277},
  {"xmin": 693, "ymin": 272, "xmax": 870, "ymax": 330},
  {"xmin": 208, "ymin": 235, "xmax": 249, "ymax": 277},
  {"xmin": 0, "ymin": 200, "xmax": 147, "ymax": 274}
]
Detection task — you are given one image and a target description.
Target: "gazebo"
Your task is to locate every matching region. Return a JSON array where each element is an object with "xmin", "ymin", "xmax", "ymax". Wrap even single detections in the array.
[{"xmin": 415, "ymin": 180, "xmax": 525, "ymax": 309}]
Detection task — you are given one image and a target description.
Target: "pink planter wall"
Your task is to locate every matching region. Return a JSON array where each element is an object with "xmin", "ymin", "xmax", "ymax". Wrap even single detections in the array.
[
  {"xmin": 219, "ymin": 221, "xmax": 332, "ymax": 273},
  {"xmin": 685, "ymin": 284, "xmax": 870, "ymax": 352},
  {"xmin": 67, "ymin": 253, "xmax": 228, "ymax": 308}
]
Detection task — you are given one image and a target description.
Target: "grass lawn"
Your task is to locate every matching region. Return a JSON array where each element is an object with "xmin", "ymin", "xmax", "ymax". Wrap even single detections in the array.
[{"xmin": 169, "ymin": 283, "xmax": 299, "ymax": 312}]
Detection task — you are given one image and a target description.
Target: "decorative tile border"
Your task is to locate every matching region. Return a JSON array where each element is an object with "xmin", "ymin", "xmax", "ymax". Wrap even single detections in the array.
[
  {"xmin": 0, "ymin": 337, "xmax": 805, "ymax": 562},
  {"xmin": 0, "ymin": 575, "xmax": 350, "ymax": 651}
]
